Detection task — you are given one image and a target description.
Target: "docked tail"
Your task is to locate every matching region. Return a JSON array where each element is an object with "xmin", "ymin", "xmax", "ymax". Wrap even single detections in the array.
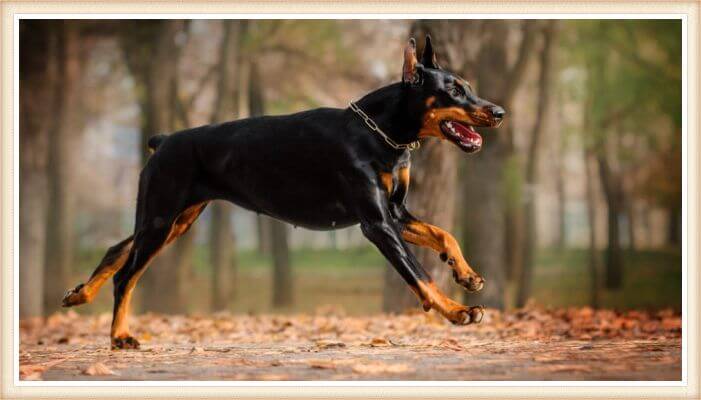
[{"xmin": 147, "ymin": 134, "xmax": 168, "ymax": 153}]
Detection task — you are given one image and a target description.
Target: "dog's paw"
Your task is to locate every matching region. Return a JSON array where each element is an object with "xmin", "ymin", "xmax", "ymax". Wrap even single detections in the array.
[
  {"xmin": 447, "ymin": 305, "xmax": 485, "ymax": 325},
  {"xmin": 467, "ymin": 305, "xmax": 485, "ymax": 324},
  {"xmin": 111, "ymin": 335, "xmax": 140, "ymax": 350},
  {"xmin": 452, "ymin": 270, "xmax": 485, "ymax": 292},
  {"xmin": 62, "ymin": 283, "xmax": 89, "ymax": 307}
]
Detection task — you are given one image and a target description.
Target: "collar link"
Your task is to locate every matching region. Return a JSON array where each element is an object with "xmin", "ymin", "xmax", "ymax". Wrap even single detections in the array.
[{"xmin": 349, "ymin": 102, "xmax": 421, "ymax": 151}]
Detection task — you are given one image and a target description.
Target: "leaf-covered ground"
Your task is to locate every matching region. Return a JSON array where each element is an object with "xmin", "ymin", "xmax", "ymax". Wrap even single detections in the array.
[{"xmin": 19, "ymin": 307, "xmax": 681, "ymax": 381}]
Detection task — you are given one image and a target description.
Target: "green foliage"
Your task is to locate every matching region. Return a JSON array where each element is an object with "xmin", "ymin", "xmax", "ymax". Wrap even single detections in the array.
[
  {"xmin": 561, "ymin": 20, "xmax": 681, "ymax": 142},
  {"xmin": 533, "ymin": 247, "xmax": 681, "ymax": 311},
  {"xmin": 560, "ymin": 20, "xmax": 682, "ymax": 208}
]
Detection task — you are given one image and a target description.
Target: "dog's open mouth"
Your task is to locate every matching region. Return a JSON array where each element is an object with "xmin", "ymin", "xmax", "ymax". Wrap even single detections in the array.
[{"xmin": 440, "ymin": 120, "xmax": 482, "ymax": 153}]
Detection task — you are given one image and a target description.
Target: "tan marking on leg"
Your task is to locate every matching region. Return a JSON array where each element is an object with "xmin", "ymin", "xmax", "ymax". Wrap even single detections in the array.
[
  {"xmin": 82, "ymin": 243, "xmax": 132, "ymax": 302},
  {"xmin": 110, "ymin": 283, "xmax": 135, "ymax": 339},
  {"xmin": 416, "ymin": 281, "xmax": 472, "ymax": 324},
  {"xmin": 379, "ymin": 172, "xmax": 394, "ymax": 197},
  {"xmin": 110, "ymin": 202, "xmax": 207, "ymax": 345},
  {"xmin": 63, "ymin": 238, "xmax": 134, "ymax": 307},
  {"xmin": 402, "ymin": 220, "xmax": 477, "ymax": 280},
  {"xmin": 425, "ymin": 96, "xmax": 436, "ymax": 108},
  {"xmin": 166, "ymin": 202, "xmax": 208, "ymax": 244},
  {"xmin": 110, "ymin": 247, "xmax": 163, "ymax": 343}
]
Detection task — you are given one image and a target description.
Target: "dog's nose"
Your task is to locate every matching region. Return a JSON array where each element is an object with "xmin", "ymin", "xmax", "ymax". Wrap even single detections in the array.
[{"xmin": 491, "ymin": 106, "xmax": 506, "ymax": 120}]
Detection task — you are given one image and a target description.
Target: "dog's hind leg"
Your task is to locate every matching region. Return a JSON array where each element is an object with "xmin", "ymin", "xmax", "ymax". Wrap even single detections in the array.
[
  {"xmin": 62, "ymin": 235, "xmax": 134, "ymax": 307},
  {"xmin": 109, "ymin": 225, "xmax": 170, "ymax": 350},
  {"xmin": 109, "ymin": 202, "xmax": 208, "ymax": 350}
]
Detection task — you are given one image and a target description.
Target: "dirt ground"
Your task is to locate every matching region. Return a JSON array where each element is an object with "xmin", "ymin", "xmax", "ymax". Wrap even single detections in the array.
[{"xmin": 19, "ymin": 307, "xmax": 681, "ymax": 381}]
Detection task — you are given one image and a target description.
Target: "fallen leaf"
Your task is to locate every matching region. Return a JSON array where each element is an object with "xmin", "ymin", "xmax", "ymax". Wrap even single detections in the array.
[
  {"xmin": 83, "ymin": 362, "xmax": 116, "ymax": 376},
  {"xmin": 315, "ymin": 340, "xmax": 346, "ymax": 349},
  {"xmin": 368, "ymin": 337, "xmax": 392, "ymax": 347},
  {"xmin": 351, "ymin": 362, "xmax": 411, "ymax": 374},
  {"xmin": 257, "ymin": 373, "xmax": 290, "ymax": 380},
  {"xmin": 541, "ymin": 364, "xmax": 593, "ymax": 373},
  {"xmin": 438, "ymin": 338, "xmax": 465, "ymax": 351},
  {"xmin": 23, "ymin": 371, "xmax": 43, "ymax": 381},
  {"xmin": 662, "ymin": 318, "xmax": 681, "ymax": 331},
  {"xmin": 19, "ymin": 364, "xmax": 46, "ymax": 379},
  {"xmin": 19, "ymin": 357, "xmax": 71, "ymax": 380},
  {"xmin": 307, "ymin": 359, "xmax": 336, "ymax": 369}
]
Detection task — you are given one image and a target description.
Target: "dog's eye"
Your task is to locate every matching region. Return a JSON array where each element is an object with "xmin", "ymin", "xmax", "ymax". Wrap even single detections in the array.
[{"xmin": 449, "ymin": 86, "xmax": 464, "ymax": 97}]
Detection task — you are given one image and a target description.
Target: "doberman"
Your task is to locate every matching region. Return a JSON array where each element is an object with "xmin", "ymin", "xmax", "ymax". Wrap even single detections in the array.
[{"xmin": 62, "ymin": 36, "xmax": 505, "ymax": 350}]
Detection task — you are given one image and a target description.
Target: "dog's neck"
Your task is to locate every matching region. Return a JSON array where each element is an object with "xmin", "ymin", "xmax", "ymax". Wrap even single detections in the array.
[{"xmin": 353, "ymin": 82, "xmax": 423, "ymax": 147}]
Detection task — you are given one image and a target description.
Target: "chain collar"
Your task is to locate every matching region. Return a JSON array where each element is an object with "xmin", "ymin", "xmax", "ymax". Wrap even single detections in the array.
[{"xmin": 349, "ymin": 102, "xmax": 420, "ymax": 151}]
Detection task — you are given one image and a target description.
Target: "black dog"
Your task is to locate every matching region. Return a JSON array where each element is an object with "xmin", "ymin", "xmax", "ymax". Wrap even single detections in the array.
[{"xmin": 62, "ymin": 36, "xmax": 505, "ymax": 349}]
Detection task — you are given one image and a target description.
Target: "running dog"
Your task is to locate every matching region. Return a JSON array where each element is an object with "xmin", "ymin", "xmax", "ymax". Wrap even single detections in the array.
[{"xmin": 62, "ymin": 36, "xmax": 505, "ymax": 349}]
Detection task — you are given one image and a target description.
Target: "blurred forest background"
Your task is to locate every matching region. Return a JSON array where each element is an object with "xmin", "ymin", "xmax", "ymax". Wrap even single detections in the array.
[{"xmin": 19, "ymin": 19, "xmax": 682, "ymax": 320}]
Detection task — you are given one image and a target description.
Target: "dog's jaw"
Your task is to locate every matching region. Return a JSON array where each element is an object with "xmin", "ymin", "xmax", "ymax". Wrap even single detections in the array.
[{"xmin": 440, "ymin": 120, "xmax": 482, "ymax": 153}]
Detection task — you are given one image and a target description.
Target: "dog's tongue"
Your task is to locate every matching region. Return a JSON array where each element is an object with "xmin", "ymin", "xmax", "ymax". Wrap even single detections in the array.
[{"xmin": 453, "ymin": 121, "xmax": 482, "ymax": 146}]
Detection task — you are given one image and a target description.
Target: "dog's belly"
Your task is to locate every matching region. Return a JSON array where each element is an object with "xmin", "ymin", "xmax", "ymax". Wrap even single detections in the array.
[
  {"xmin": 214, "ymin": 167, "xmax": 359, "ymax": 231},
  {"xmin": 267, "ymin": 199, "xmax": 358, "ymax": 231},
  {"xmin": 230, "ymin": 193, "xmax": 358, "ymax": 231}
]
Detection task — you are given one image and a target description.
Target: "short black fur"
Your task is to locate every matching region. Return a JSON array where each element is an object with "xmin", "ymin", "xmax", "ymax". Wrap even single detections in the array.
[{"xmin": 62, "ymin": 36, "xmax": 506, "ymax": 349}]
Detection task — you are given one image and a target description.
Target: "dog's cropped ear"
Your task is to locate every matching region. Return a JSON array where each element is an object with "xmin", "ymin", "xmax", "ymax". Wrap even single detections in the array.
[
  {"xmin": 402, "ymin": 38, "xmax": 420, "ymax": 84},
  {"xmin": 421, "ymin": 34, "xmax": 440, "ymax": 69}
]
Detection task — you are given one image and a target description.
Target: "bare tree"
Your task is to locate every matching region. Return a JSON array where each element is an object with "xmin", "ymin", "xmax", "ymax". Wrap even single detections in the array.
[
  {"xmin": 209, "ymin": 20, "xmax": 244, "ymax": 310},
  {"xmin": 247, "ymin": 56, "xmax": 294, "ymax": 307},
  {"xmin": 554, "ymin": 90, "xmax": 567, "ymax": 250},
  {"xmin": 584, "ymin": 148, "xmax": 601, "ymax": 308},
  {"xmin": 19, "ymin": 20, "xmax": 52, "ymax": 318},
  {"xmin": 516, "ymin": 21, "xmax": 558, "ymax": 307},
  {"xmin": 119, "ymin": 20, "xmax": 191, "ymax": 313},
  {"xmin": 43, "ymin": 21, "xmax": 83, "ymax": 314},
  {"xmin": 383, "ymin": 21, "xmax": 460, "ymax": 312},
  {"xmin": 463, "ymin": 21, "xmax": 538, "ymax": 310}
]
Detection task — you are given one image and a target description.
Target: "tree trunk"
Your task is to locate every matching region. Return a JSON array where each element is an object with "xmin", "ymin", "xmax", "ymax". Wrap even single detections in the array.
[
  {"xmin": 516, "ymin": 21, "xmax": 557, "ymax": 307},
  {"xmin": 626, "ymin": 198, "xmax": 636, "ymax": 252},
  {"xmin": 502, "ymin": 22, "xmax": 538, "ymax": 294},
  {"xmin": 43, "ymin": 22, "xmax": 82, "ymax": 314},
  {"xmin": 383, "ymin": 22, "xmax": 460, "ymax": 312},
  {"xmin": 504, "ymin": 154, "xmax": 524, "ymax": 282},
  {"xmin": 120, "ymin": 20, "xmax": 188, "ymax": 313},
  {"xmin": 271, "ymin": 220, "xmax": 292, "ymax": 307},
  {"xmin": 584, "ymin": 149, "xmax": 600, "ymax": 308},
  {"xmin": 248, "ymin": 57, "xmax": 294, "ymax": 307},
  {"xmin": 210, "ymin": 203, "xmax": 234, "ymax": 310},
  {"xmin": 256, "ymin": 215, "xmax": 272, "ymax": 255},
  {"xmin": 19, "ymin": 20, "xmax": 52, "ymax": 318},
  {"xmin": 208, "ymin": 20, "xmax": 244, "ymax": 310},
  {"xmin": 462, "ymin": 21, "xmax": 510, "ymax": 309},
  {"xmin": 667, "ymin": 205, "xmax": 680, "ymax": 245},
  {"xmin": 554, "ymin": 91, "xmax": 567, "ymax": 250},
  {"xmin": 464, "ymin": 21, "xmax": 538, "ymax": 310},
  {"xmin": 597, "ymin": 155, "xmax": 624, "ymax": 289}
]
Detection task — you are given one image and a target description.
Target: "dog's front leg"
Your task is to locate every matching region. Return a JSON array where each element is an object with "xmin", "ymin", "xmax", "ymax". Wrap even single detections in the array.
[
  {"xmin": 387, "ymin": 166, "xmax": 484, "ymax": 293},
  {"xmin": 402, "ymin": 218, "xmax": 485, "ymax": 292},
  {"xmin": 353, "ymin": 184, "xmax": 483, "ymax": 325}
]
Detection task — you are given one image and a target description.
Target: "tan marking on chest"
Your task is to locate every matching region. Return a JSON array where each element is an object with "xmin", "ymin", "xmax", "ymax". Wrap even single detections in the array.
[
  {"xmin": 398, "ymin": 166, "xmax": 411, "ymax": 191},
  {"xmin": 380, "ymin": 172, "xmax": 394, "ymax": 196}
]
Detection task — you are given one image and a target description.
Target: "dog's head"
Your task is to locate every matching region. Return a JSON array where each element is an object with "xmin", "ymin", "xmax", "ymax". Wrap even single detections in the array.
[{"xmin": 403, "ymin": 36, "xmax": 505, "ymax": 153}]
